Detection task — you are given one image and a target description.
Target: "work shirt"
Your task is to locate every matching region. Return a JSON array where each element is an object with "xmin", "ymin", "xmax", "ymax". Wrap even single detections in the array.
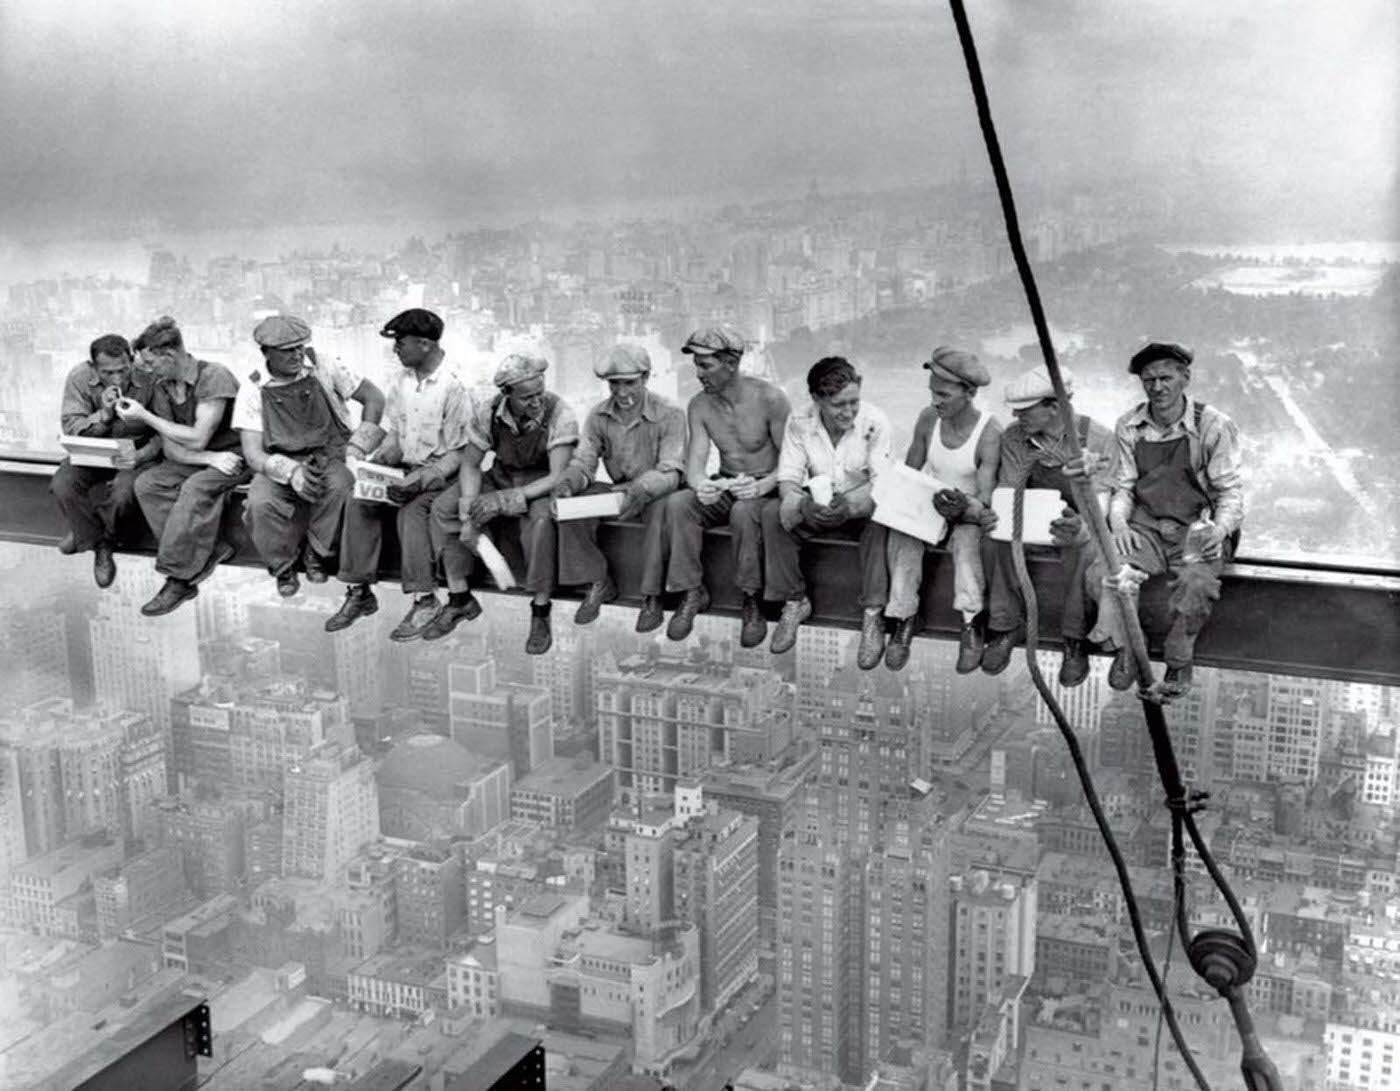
[
  {"xmin": 380, "ymin": 365, "xmax": 472, "ymax": 473},
  {"xmin": 1109, "ymin": 397, "xmax": 1244, "ymax": 534},
  {"xmin": 559, "ymin": 390, "xmax": 685, "ymax": 499},
  {"xmin": 59, "ymin": 362, "xmax": 157, "ymax": 440},
  {"xmin": 149, "ymin": 357, "xmax": 242, "ymax": 452},
  {"xmin": 464, "ymin": 385, "xmax": 579, "ymax": 457},
  {"xmin": 997, "ymin": 413, "xmax": 1119, "ymax": 506},
  {"xmin": 232, "ymin": 358, "xmax": 363, "ymax": 434},
  {"xmin": 776, "ymin": 401, "xmax": 893, "ymax": 497}
]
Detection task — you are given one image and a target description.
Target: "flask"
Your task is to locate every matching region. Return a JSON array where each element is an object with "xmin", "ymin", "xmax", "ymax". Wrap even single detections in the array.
[{"xmin": 1181, "ymin": 510, "xmax": 1215, "ymax": 564}]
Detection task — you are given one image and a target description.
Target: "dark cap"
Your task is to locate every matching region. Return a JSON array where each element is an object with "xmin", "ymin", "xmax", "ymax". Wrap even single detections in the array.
[
  {"xmin": 1129, "ymin": 342, "xmax": 1193, "ymax": 375},
  {"xmin": 380, "ymin": 308, "xmax": 444, "ymax": 342}
]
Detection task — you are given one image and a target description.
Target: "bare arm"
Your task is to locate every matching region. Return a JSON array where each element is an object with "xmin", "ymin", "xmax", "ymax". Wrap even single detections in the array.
[
  {"xmin": 973, "ymin": 418, "xmax": 1003, "ymax": 505},
  {"xmin": 162, "ymin": 439, "xmax": 216, "ymax": 467},
  {"xmin": 683, "ymin": 398, "xmax": 713, "ymax": 492},
  {"xmin": 134, "ymin": 398, "xmax": 227, "ymax": 449},
  {"xmin": 753, "ymin": 388, "xmax": 791, "ymax": 495},
  {"xmin": 455, "ymin": 444, "xmax": 488, "ymax": 521},
  {"xmin": 519, "ymin": 443, "xmax": 575, "ymax": 502},
  {"xmin": 240, "ymin": 430, "xmax": 269, "ymax": 474},
  {"xmin": 352, "ymin": 378, "xmax": 386, "ymax": 424},
  {"xmin": 905, "ymin": 409, "xmax": 932, "ymax": 471}
]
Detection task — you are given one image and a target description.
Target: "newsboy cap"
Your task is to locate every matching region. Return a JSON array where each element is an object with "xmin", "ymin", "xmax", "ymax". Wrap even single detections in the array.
[
  {"xmin": 681, "ymin": 326, "xmax": 746, "ymax": 357},
  {"xmin": 1004, "ymin": 364, "xmax": 1075, "ymax": 410},
  {"xmin": 494, "ymin": 353, "xmax": 549, "ymax": 388},
  {"xmin": 595, "ymin": 344, "xmax": 652, "ymax": 380},
  {"xmin": 1129, "ymin": 342, "xmax": 1194, "ymax": 375},
  {"xmin": 252, "ymin": 315, "xmax": 312, "ymax": 350},
  {"xmin": 379, "ymin": 308, "xmax": 444, "ymax": 342},
  {"xmin": 923, "ymin": 346, "xmax": 990, "ymax": 388}
]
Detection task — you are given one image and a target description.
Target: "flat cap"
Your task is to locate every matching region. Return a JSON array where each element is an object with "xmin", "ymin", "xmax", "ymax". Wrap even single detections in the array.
[
  {"xmin": 595, "ymin": 343, "xmax": 652, "ymax": 380},
  {"xmin": 923, "ymin": 346, "xmax": 990, "ymax": 388},
  {"xmin": 1129, "ymin": 341, "xmax": 1194, "ymax": 375},
  {"xmin": 252, "ymin": 315, "xmax": 312, "ymax": 350},
  {"xmin": 494, "ymin": 353, "xmax": 549, "ymax": 388},
  {"xmin": 681, "ymin": 326, "xmax": 746, "ymax": 357},
  {"xmin": 379, "ymin": 308, "xmax": 444, "ymax": 342},
  {"xmin": 1005, "ymin": 364, "xmax": 1075, "ymax": 410}
]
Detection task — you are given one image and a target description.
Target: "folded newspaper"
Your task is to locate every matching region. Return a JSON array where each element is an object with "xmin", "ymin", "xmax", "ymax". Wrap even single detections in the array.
[
  {"xmin": 59, "ymin": 434, "xmax": 136, "ymax": 470},
  {"xmin": 871, "ymin": 463, "xmax": 949, "ymax": 545},
  {"xmin": 474, "ymin": 535, "xmax": 517, "ymax": 589},
  {"xmin": 348, "ymin": 458, "xmax": 405, "ymax": 504}
]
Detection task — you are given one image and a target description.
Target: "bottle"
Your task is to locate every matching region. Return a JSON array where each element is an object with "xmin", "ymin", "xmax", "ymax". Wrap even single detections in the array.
[{"xmin": 1181, "ymin": 510, "xmax": 1215, "ymax": 564}]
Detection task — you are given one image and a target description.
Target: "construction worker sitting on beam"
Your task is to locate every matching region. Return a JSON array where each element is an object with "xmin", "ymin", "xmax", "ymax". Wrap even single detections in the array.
[
  {"xmin": 1085, "ymin": 341, "xmax": 1244, "ymax": 695},
  {"xmin": 235, "ymin": 315, "xmax": 386, "ymax": 598}
]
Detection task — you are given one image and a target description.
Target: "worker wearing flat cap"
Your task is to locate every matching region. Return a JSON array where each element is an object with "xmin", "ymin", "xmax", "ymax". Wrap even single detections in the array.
[
  {"xmin": 234, "ymin": 315, "xmax": 386, "ymax": 598},
  {"xmin": 977, "ymin": 364, "xmax": 1119, "ymax": 684},
  {"xmin": 883, "ymin": 346, "xmax": 1003, "ymax": 672},
  {"xmin": 661, "ymin": 326, "xmax": 790, "ymax": 647},
  {"xmin": 326, "ymin": 308, "xmax": 473, "ymax": 642},
  {"xmin": 551, "ymin": 343, "xmax": 686, "ymax": 631},
  {"xmin": 766, "ymin": 356, "xmax": 893, "ymax": 660},
  {"xmin": 1082, "ymin": 341, "xmax": 1244, "ymax": 694},
  {"xmin": 429, "ymin": 351, "xmax": 579, "ymax": 654}
]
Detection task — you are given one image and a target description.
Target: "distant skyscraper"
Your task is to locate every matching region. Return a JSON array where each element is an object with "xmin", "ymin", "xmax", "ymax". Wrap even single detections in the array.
[
  {"xmin": 151, "ymin": 793, "xmax": 263, "ymax": 898},
  {"xmin": 673, "ymin": 808, "xmax": 760, "ymax": 1014},
  {"xmin": 281, "ymin": 742, "xmax": 380, "ymax": 881},
  {"xmin": 0, "ymin": 748, "xmax": 27, "ymax": 892},
  {"xmin": 247, "ymin": 597, "xmax": 386, "ymax": 718},
  {"xmin": 0, "ymin": 705, "xmax": 67, "ymax": 856},
  {"xmin": 93, "ymin": 844, "xmax": 186, "ymax": 937},
  {"xmin": 624, "ymin": 806, "xmax": 676, "ymax": 933},
  {"xmin": 393, "ymin": 846, "xmax": 465, "ymax": 949},
  {"xmin": 530, "ymin": 625, "xmax": 597, "ymax": 732},
  {"xmin": 0, "ymin": 602, "xmax": 72, "ymax": 711},
  {"xmin": 794, "ymin": 626, "xmax": 851, "ymax": 723},
  {"xmin": 948, "ymin": 866, "xmax": 1038, "ymax": 1034},
  {"xmin": 447, "ymin": 658, "xmax": 552, "ymax": 778},
  {"xmin": 1034, "ymin": 653, "xmax": 1111, "ymax": 737}
]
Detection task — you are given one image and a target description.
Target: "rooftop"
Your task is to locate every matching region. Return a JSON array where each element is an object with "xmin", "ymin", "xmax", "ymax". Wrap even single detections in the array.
[{"xmin": 515, "ymin": 756, "xmax": 613, "ymax": 796}]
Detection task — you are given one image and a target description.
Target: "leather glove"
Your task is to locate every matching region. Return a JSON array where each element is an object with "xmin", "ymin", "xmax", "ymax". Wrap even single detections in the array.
[
  {"xmin": 498, "ymin": 487, "xmax": 528, "ymax": 516},
  {"xmin": 933, "ymin": 488, "xmax": 970, "ymax": 522},
  {"xmin": 386, "ymin": 475, "xmax": 425, "ymax": 505},
  {"xmin": 1049, "ymin": 508, "xmax": 1083, "ymax": 546},
  {"xmin": 469, "ymin": 490, "xmax": 505, "ymax": 525},
  {"xmin": 617, "ymin": 480, "xmax": 649, "ymax": 521},
  {"xmin": 345, "ymin": 421, "xmax": 386, "ymax": 463}
]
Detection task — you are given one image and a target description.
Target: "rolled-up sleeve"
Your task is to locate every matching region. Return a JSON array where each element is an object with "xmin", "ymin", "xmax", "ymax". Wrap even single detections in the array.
[
  {"xmin": 654, "ymin": 405, "xmax": 687, "ymax": 476},
  {"xmin": 60, "ymin": 368, "xmax": 107, "ymax": 437},
  {"xmin": 1108, "ymin": 416, "xmax": 1139, "ymax": 528},
  {"xmin": 546, "ymin": 400, "xmax": 580, "ymax": 451},
  {"xmin": 560, "ymin": 411, "xmax": 605, "ymax": 493},
  {"xmin": 1203, "ymin": 411, "xmax": 1245, "ymax": 534},
  {"xmin": 776, "ymin": 418, "xmax": 808, "ymax": 488}
]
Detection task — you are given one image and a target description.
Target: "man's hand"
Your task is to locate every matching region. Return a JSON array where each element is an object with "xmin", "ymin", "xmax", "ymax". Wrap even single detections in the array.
[
  {"xmin": 552, "ymin": 478, "xmax": 576, "ymax": 500},
  {"xmin": 1049, "ymin": 507, "xmax": 1083, "ymax": 546},
  {"xmin": 1198, "ymin": 524, "xmax": 1228, "ymax": 562},
  {"xmin": 469, "ymin": 491, "xmax": 505, "ymax": 526},
  {"xmin": 459, "ymin": 522, "xmax": 480, "ymax": 548},
  {"xmin": 112, "ymin": 449, "xmax": 137, "ymax": 471},
  {"xmin": 1063, "ymin": 451, "xmax": 1105, "ymax": 480},
  {"xmin": 976, "ymin": 506, "xmax": 999, "ymax": 533},
  {"xmin": 695, "ymin": 480, "xmax": 724, "ymax": 507},
  {"xmin": 114, "ymin": 397, "xmax": 147, "ymax": 424},
  {"xmin": 1111, "ymin": 521, "xmax": 1142, "ymax": 559},
  {"xmin": 99, "ymin": 386, "xmax": 122, "ymax": 414},
  {"xmin": 933, "ymin": 488, "xmax": 969, "ymax": 522},
  {"xmin": 386, "ymin": 476, "xmax": 424, "ymax": 505},
  {"xmin": 289, "ymin": 463, "xmax": 318, "ymax": 500},
  {"xmin": 728, "ymin": 474, "xmax": 760, "ymax": 500},
  {"xmin": 809, "ymin": 493, "xmax": 849, "ymax": 529},
  {"xmin": 209, "ymin": 451, "xmax": 244, "ymax": 477},
  {"xmin": 617, "ymin": 480, "xmax": 649, "ymax": 521},
  {"xmin": 779, "ymin": 494, "xmax": 805, "ymax": 532}
]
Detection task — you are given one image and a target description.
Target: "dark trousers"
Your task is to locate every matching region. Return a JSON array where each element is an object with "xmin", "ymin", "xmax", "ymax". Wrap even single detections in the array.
[
  {"xmin": 432, "ymin": 479, "xmax": 557, "ymax": 595},
  {"xmin": 134, "ymin": 459, "xmax": 251, "ymax": 581},
  {"xmin": 51, "ymin": 459, "xmax": 148, "ymax": 551},
  {"xmin": 557, "ymin": 482, "xmax": 669, "ymax": 593},
  {"xmin": 339, "ymin": 487, "xmax": 443, "ymax": 594},
  {"xmin": 244, "ymin": 462, "xmax": 354, "ymax": 577},
  {"xmin": 760, "ymin": 506, "xmax": 888, "ymax": 608},
  {"xmin": 663, "ymin": 489, "xmax": 772, "ymax": 596},
  {"xmin": 984, "ymin": 537, "xmax": 1093, "ymax": 639}
]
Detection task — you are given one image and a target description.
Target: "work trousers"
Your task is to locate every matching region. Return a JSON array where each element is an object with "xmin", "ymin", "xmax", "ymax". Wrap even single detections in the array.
[
  {"xmin": 556, "ymin": 482, "xmax": 669, "ymax": 593},
  {"xmin": 886, "ymin": 523, "xmax": 984, "ymax": 621},
  {"xmin": 339, "ymin": 487, "xmax": 444, "ymax": 594},
  {"xmin": 51, "ymin": 459, "xmax": 148, "ymax": 551},
  {"xmin": 759, "ymin": 506, "xmax": 888, "ymax": 608},
  {"xmin": 432, "ymin": 480, "xmax": 557, "ymax": 595},
  {"xmin": 134, "ymin": 459, "xmax": 251, "ymax": 582},
  {"xmin": 1087, "ymin": 518, "xmax": 1229, "ymax": 668},
  {"xmin": 663, "ymin": 489, "xmax": 772, "ymax": 596},
  {"xmin": 244, "ymin": 462, "xmax": 354, "ymax": 577},
  {"xmin": 984, "ymin": 537, "xmax": 1094, "ymax": 639}
]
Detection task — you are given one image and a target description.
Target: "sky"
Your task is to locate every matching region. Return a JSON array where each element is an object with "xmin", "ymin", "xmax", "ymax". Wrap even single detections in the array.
[{"xmin": 0, "ymin": 0, "xmax": 1394, "ymax": 239}]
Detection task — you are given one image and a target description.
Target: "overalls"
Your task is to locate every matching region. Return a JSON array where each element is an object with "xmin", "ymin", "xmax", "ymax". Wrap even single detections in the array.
[{"xmin": 245, "ymin": 373, "xmax": 354, "ymax": 577}]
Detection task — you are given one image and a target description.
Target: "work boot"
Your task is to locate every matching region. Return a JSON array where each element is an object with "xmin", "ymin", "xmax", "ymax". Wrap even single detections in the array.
[
  {"xmin": 140, "ymin": 577, "xmax": 198, "ymax": 617},
  {"xmin": 980, "ymin": 625, "xmax": 1025, "ymax": 676},
  {"xmin": 1059, "ymin": 639, "xmax": 1090, "ymax": 688},
  {"xmin": 955, "ymin": 616, "xmax": 985, "ymax": 674},
  {"xmin": 390, "ymin": 595, "xmax": 440, "ymax": 643},
  {"xmin": 667, "ymin": 587, "xmax": 710, "ymax": 641},
  {"xmin": 325, "ymin": 585, "xmax": 378, "ymax": 632},
  {"xmin": 303, "ymin": 548, "xmax": 330, "ymax": 584},
  {"xmin": 93, "ymin": 542, "xmax": 117, "ymax": 589},
  {"xmin": 1163, "ymin": 664, "xmax": 1194, "ymax": 695},
  {"xmin": 739, "ymin": 594, "xmax": 767, "ymax": 649},
  {"xmin": 422, "ymin": 593, "xmax": 482, "ymax": 641},
  {"xmin": 636, "ymin": 596, "xmax": 665, "ymax": 634},
  {"xmin": 884, "ymin": 616, "xmax": 920, "ymax": 672},
  {"xmin": 276, "ymin": 571, "xmax": 301, "ymax": 598},
  {"xmin": 856, "ymin": 608, "xmax": 886, "ymax": 670},
  {"xmin": 57, "ymin": 532, "xmax": 79, "ymax": 555},
  {"xmin": 574, "ymin": 577, "xmax": 617, "ymax": 626},
  {"xmin": 192, "ymin": 541, "xmax": 237, "ymax": 585},
  {"xmin": 526, "ymin": 608, "xmax": 553, "ymax": 656},
  {"xmin": 770, "ymin": 597, "xmax": 811, "ymax": 655},
  {"xmin": 1108, "ymin": 647, "xmax": 1136, "ymax": 691}
]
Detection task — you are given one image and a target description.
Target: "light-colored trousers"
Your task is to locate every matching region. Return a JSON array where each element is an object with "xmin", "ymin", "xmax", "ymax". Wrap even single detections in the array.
[{"xmin": 885, "ymin": 523, "xmax": 985, "ymax": 620}]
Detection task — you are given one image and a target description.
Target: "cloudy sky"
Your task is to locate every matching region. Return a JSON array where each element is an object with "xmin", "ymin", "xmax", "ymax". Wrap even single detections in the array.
[{"xmin": 0, "ymin": 0, "xmax": 1394, "ymax": 237}]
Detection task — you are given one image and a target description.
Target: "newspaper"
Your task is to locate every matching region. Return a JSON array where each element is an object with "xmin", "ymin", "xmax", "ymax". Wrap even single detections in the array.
[
  {"xmin": 871, "ymin": 463, "xmax": 949, "ymax": 544},
  {"xmin": 348, "ymin": 458, "xmax": 405, "ymax": 504}
]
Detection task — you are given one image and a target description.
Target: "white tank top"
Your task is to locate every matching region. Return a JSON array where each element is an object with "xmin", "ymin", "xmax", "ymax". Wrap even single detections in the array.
[{"xmin": 923, "ymin": 411, "xmax": 991, "ymax": 493}]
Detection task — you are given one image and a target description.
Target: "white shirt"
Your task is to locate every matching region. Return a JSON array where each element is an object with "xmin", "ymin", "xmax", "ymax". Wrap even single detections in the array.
[
  {"xmin": 383, "ymin": 365, "xmax": 472, "ymax": 467},
  {"xmin": 232, "ymin": 359, "xmax": 363, "ymax": 433},
  {"xmin": 776, "ymin": 401, "xmax": 893, "ymax": 495}
]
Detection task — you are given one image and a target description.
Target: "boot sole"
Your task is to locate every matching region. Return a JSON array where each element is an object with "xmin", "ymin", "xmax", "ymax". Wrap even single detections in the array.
[
  {"xmin": 140, "ymin": 584, "xmax": 199, "ymax": 617},
  {"xmin": 325, "ymin": 598, "xmax": 379, "ymax": 633}
]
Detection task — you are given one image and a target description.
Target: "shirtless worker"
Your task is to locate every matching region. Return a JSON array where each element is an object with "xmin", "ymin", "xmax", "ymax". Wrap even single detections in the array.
[
  {"xmin": 883, "ymin": 347, "xmax": 1002, "ymax": 672},
  {"xmin": 661, "ymin": 327, "xmax": 790, "ymax": 646}
]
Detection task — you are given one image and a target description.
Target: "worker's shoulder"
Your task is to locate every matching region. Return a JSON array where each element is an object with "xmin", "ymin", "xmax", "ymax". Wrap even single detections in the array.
[
  {"xmin": 744, "ymin": 375, "xmax": 789, "ymax": 411},
  {"xmin": 61, "ymin": 360, "xmax": 96, "ymax": 386}
]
